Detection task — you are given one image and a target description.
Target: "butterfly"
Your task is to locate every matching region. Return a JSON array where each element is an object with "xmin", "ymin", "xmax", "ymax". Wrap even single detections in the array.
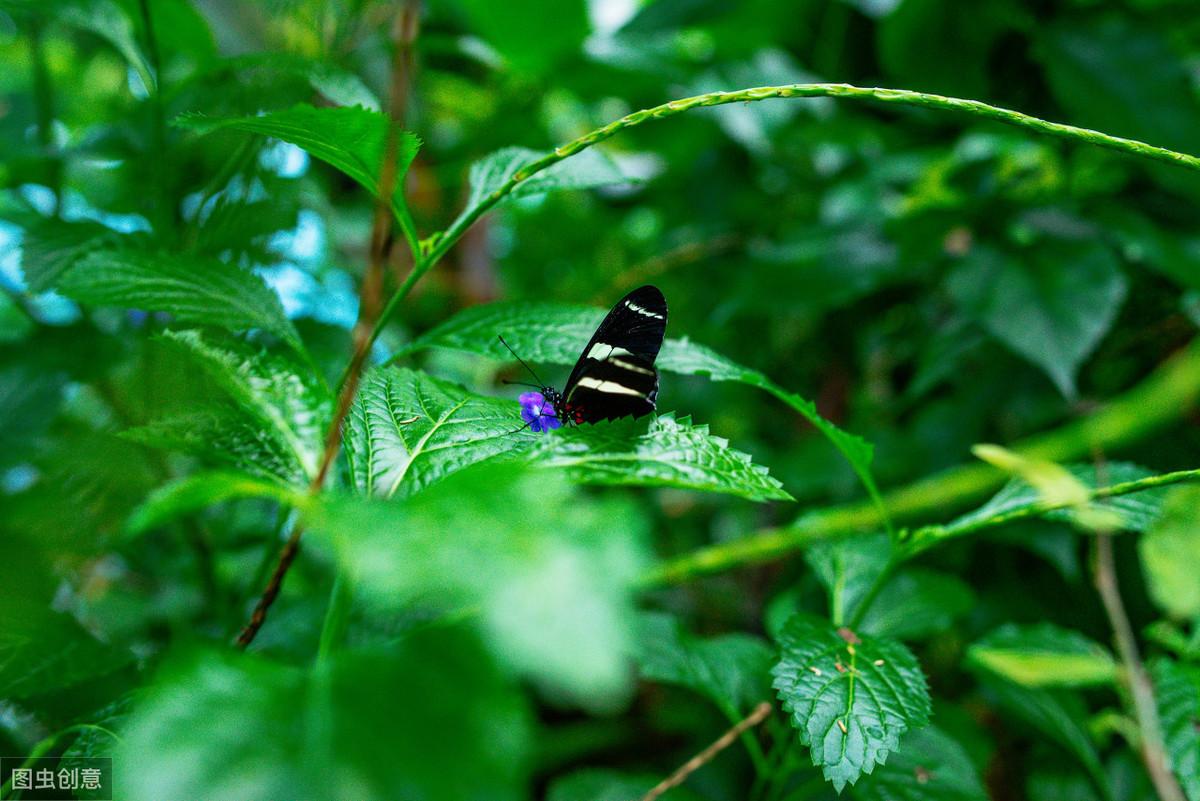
[{"xmin": 501, "ymin": 285, "xmax": 668, "ymax": 433}]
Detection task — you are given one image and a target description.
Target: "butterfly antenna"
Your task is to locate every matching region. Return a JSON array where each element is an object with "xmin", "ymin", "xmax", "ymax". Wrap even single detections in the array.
[
  {"xmin": 501, "ymin": 379, "xmax": 542, "ymax": 389},
  {"xmin": 497, "ymin": 334, "xmax": 546, "ymax": 387}
]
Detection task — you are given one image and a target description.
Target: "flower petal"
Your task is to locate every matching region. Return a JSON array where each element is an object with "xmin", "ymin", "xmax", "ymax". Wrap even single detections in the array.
[{"xmin": 519, "ymin": 391, "xmax": 545, "ymax": 407}]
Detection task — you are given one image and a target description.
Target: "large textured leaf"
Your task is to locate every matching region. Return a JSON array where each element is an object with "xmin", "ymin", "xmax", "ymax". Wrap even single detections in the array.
[
  {"xmin": 116, "ymin": 634, "xmax": 531, "ymax": 801},
  {"xmin": 176, "ymin": 104, "xmax": 419, "ymax": 221},
  {"xmin": 57, "ymin": 250, "xmax": 300, "ymax": 349},
  {"xmin": 772, "ymin": 615, "xmax": 931, "ymax": 792},
  {"xmin": 947, "ymin": 242, "xmax": 1127, "ymax": 399},
  {"xmin": 967, "ymin": 623, "xmax": 1117, "ymax": 688},
  {"xmin": 1152, "ymin": 659, "xmax": 1200, "ymax": 801},
  {"xmin": 1140, "ymin": 485, "xmax": 1200, "ymax": 619},
  {"xmin": 398, "ymin": 300, "xmax": 879, "ymax": 507},
  {"xmin": 344, "ymin": 368, "xmax": 527, "ymax": 499},
  {"xmin": 447, "ymin": 147, "xmax": 630, "ymax": 237},
  {"xmin": 634, "ymin": 612, "xmax": 774, "ymax": 715},
  {"xmin": 345, "ymin": 369, "xmax": 788, "ymax": 502},
  {"xmin": 308, "ymin": 462, "xmax": 650, "ymax": 710},
  {"xmin": 533, "ymin": 414, "xmax": 792, "ymax": 502},
  {"xmin": 124, "ymin": 332, "xmax": 330, "ymax": 486},
  {"xmin": 851, "ymin": 725, "xmax": 988, "ymax": 801}
]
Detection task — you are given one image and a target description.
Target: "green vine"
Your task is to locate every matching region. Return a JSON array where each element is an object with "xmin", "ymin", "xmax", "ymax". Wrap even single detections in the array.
[{"xmin": 369, "ymin": 82, "xmax": 1200, "ymax": 353}]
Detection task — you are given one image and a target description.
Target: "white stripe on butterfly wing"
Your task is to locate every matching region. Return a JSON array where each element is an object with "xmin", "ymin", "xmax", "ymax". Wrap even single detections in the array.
[
  {"xmin": 575, "ymin": 376, "xmax": 647, "ymax": 397},
  {"xmin": 624, "ymin": 301, "xmax": 665, "ymax": 319},
  {"xmin": 609, "ymin": 357, "xmax": 655, "ymax": 375}
]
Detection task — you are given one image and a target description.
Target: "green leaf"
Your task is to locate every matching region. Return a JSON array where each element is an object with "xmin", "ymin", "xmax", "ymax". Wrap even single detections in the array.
[
  {"xmin": 947, "ymin": 242, "xmax": 1127, "ymax": 398},
  {"xmin": 1140, "ymin": 485, "xmax": 1200, "ymax": 619},
  {"xmin": 533, "ymin": 413, "xmax": 792, "ymax": 502},
  {"xmin": 58, "ymin": 0, "xmax": 154, "ymax": 89},
  {"xmin": 1042, "ymin": 18, "xmax": 1200, "ymax": 158},
  {"xmin": 126, "ymin": 470, "xmax": 305, "ymax": 536},
  {"xmin": 1152, "ymin": 658, "xmax": 1200, "ymax": 801},
  {"xmin": 772, "ymin": 615, "xmax": 932, "ymax": 792},
  {"xmin": 175, "ymin": 104, "xmax": 419, "ymax": 224},
  {"xmin": 909, "ymin": 462, "xmax": 1166, "ymax": 553},
  {"xmin": 634, "ymin": 612, "xmax": 774, "ymax": 715},
  {"xmin": 124, "ymin": 332, "xmax": 330, "ymax": 485},
  {"xmin": 344, "ymin": 367, "xmax": 528, "ymax": 499},
  {"xmin": 805, "ymin": 533, "xmax": 892, "ymax": 627},
  {"xmin": 967, "ymin": 623, "xmax": 1117, "ymax": 688},
  {"xmin": 457, "ymin": 0, "xmax": 589, "ymax": 74},
  {"xmin": 857, "ymin": 569, "xmax": 975, "ymax": 641},
  {"xmin": 308, "ymin": 462, "xmax": 650, "ymax": 710},
  {"xmin": 346, "ymin": 369, "xmax": 788, "ymax": 502},
  {"xmin": 57, "ymin": 250, "xmax": 301, "ymax": 349},
  {"xmin": 116, "ymin": 634, "xmax": 531, "ymax": 801},
  {"xmin": 0, "ymin": 612, "xmax": 132, "ymax": 700},
  {"xmin": 19, "ymin": 217, "xmax": 128, "ymax": 293},
  {"xmin": 851, "ymin": 725, "xmax": 988, "ymax": 801},
  {"xmin": 448, "ymin": 146, "xmax": 631, "ymax": 237},
  {"xmin": 878, "ymin": 0, "xmax": 1022, "ymax": 98},
  {"xmin": 398, "ymin": 300, "xmax": 880, "ymax": 510}
]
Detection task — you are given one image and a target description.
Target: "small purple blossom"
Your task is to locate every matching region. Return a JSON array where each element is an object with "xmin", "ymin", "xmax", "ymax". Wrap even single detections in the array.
[{"xmin": 519, "ymin": 391, "xmax": 561, "ymax": 434}]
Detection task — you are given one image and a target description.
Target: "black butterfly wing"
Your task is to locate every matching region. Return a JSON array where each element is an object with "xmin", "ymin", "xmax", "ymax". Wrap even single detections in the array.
[{"xmin": 562, "ymin": 285, "xmax": 667, "ymax": 423}]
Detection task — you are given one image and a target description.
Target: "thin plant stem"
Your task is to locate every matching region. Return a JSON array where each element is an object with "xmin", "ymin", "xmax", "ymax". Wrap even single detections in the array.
[
  {"xmin": 638, "ymin": 702, "xmax": 773, "ymax": 801},
  {"xmin": 236, "ymin": 1, "xmax": 418, "ymax": 650},
  {"xmin": 1093, "ymin": 527, "xmax": 1185, "ymax": 801},
  {"xmin": 137, "ymin": 0, "xmax": 173, "ymax": 240}
]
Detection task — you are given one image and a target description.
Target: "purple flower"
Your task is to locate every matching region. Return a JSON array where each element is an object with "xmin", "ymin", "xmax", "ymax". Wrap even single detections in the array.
[{"xmin": 519, "ymin": 391, "xmax": 561, "ymax": 434}]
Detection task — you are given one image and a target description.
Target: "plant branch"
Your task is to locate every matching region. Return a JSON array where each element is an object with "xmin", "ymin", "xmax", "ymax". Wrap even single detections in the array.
[
  {"xmin": 1093, "ymin": 532, "xmax": 1185, "ymax": 801},
  {"xmin": 638, "ymin": 702, "xmax": 773, "ymax": 801},
  {"xmin": 235, "ymin": 2, "xmax": 417, "ymax": 649},
  {"xmin": 642, "ymin": 338, "xmax": 1200, "ymax": 585},
  {"xmin": 137, "ymin": 0, "xmax": 173, "ymax": 239},
  {"xmin": 29, "ymin": 16, "xmax": 61, "ymax": 216},
  {"xmin": 365, "ymin": 83, "xmax": 1200, "ymax": 354}
]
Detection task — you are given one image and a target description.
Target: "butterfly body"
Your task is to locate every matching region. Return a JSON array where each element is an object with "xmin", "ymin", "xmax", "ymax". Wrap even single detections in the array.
[{"xmin": 511, "ymin": 286, "xmax": 668, "ymax": 431}]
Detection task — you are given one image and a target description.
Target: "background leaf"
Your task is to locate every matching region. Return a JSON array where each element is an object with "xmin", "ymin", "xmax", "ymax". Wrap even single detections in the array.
[
  {"xmin": 633, "ymin": 611, "xmax": 774, "ymax": 715},
  {"xmin": 57, "ymin": 250, "xmax": 301, "ymax": 349},
  {"xmin": 850, "ymin": 724, "xmax": 988, "ymax": 801},
  {"xmin": 967, "ymin": 623, "xmax": 1117, "ymax": 688},
  {"xmin": 1140, "ymin": 485, "xmax": 1200, "ymax": 619},
  {"xmin": 947, "ymin": 241, "xmax": 1127, "ymax": 398},
  {"xmin": 124, "ymin": 331, "xmax": 330, "ymax": 485},
  {"xmin": 176, "ymin": 104, "xmax": 420, "ymax": 226},
  {"xmin": 447, "ymin": 146, "xmax": 631, "ymax": 237}
]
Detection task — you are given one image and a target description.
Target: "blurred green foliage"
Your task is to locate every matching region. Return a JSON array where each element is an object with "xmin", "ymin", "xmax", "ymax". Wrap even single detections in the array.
[{"xmin": 3, "ymin": 1, "xmax": 1200, "ymax": 800}]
